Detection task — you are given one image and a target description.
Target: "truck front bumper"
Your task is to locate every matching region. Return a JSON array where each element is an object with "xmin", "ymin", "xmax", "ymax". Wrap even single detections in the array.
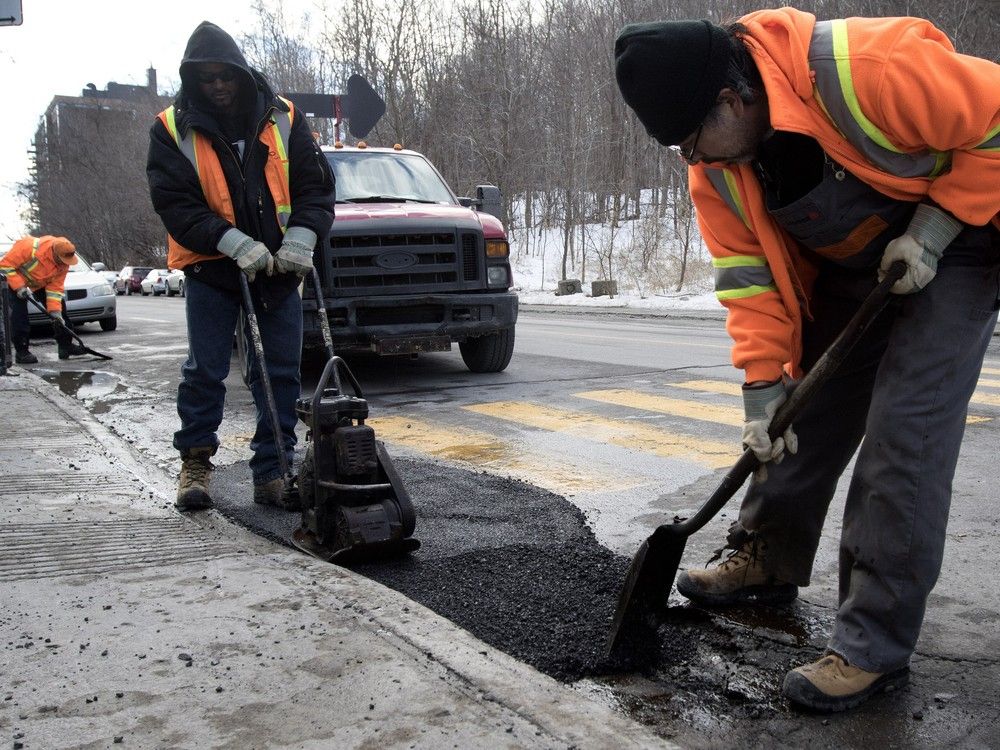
[{"xmin": 302, "ymin": 291, "xmax": 519, "ymax": 354}]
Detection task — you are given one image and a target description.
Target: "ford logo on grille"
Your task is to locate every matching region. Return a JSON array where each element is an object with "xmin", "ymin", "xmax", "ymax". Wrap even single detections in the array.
[{"xmin": 374, "ymin": 251, "xmax": 418, "ymax": 269}]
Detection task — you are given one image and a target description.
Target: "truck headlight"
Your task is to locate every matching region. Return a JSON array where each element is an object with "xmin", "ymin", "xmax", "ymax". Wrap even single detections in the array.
[
  {"xmin": 485, "ymin": 239, "xmax": 509, "ymax": 258},
  {"xmin": 487, "ymin": 266, "xmax": 508, "ymax": 288},
  {"xmin": 92, "ymin": 284, "xmax": 114, "ymax": 297}
]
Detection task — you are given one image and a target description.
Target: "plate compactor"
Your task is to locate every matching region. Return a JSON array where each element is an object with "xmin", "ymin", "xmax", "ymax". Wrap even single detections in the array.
[
  {"xmin": 291, "ymin": 354, "xmax": 419, "ymax": 562},
  {"xmin": 288, "ymin": 267, "xmax": 419, "ymax": 563}
]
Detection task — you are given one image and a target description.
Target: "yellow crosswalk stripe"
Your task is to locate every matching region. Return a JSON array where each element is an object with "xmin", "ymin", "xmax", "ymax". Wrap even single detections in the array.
[
  {"xmin": 463, "ymin": 401, "xmax": 737, "ymax": 468},
  {"xmin": 576, "ymin": 388, "xmax": 741, "ymax": 425},
  {"xmin": 980, "ymin": 367, "xmax": 1000, "ymax": 376},
  {"xmin": 673, "ymin": 379, "xmax": 741, "ymax": 397},
  {"xmin": 976, "ymin": 378, "xmax": 1000, "ymax": 389},
  {"xmin": 674, "ymin": 379, "xmax": 992, "ymax": 425},
  {"xmin": 366, "ymin": 415, "xmax": 638, "ymax": 494}
]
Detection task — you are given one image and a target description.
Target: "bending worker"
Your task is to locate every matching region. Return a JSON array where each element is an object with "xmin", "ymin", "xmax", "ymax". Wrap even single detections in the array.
[
  {"xmin": 146, "ymin": 21, "xmax": 334, "ymax": 512},
  {"xmin": 614, "ymin": 9, "xmax": 1000, "ymax": 711},
  {"xmin": 0, "ymin": 235, "xmax": 88, "ymax": 363}
]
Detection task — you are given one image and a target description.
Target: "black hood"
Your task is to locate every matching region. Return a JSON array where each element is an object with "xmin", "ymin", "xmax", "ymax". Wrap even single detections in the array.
[{"xmin": 177, "ymin": 21, "xmax": 265, "ymax": 112}]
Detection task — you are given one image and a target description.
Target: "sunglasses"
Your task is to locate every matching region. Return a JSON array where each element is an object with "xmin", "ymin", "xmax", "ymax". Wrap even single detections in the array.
[{"xmin": 196, "ymin": 68, "xmax": 238, "ymax": 84}]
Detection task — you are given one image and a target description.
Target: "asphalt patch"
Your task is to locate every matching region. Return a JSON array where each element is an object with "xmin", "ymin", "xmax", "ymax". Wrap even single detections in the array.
[{"xmin": 212, "ymin": 451, "xmax": 648, "ymax": 681}]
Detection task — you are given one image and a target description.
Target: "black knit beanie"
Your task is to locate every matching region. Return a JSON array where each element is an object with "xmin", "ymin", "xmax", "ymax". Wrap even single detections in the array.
[{"xmin": 614, "ymin": 20, "xmax": 732, "ymax": 147}]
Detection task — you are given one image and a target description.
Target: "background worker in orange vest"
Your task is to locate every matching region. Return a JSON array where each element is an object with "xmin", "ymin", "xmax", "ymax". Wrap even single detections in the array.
[
  {"xmin": 146, "ymin": 22, "xmax": 334, "ymax": 513},
  {"xmin": 615, "ymin": 9, "xmax": 1000, "ymax": 711},
  {"xmin": 0, "ymin": 235, "xmax": 88, "ymax": 364}
]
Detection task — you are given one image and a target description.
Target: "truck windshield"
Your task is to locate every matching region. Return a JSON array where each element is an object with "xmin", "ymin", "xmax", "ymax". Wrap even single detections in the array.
[{"xmin": 326, "ymin": 152, "xmax": 456, "ymax": 204}]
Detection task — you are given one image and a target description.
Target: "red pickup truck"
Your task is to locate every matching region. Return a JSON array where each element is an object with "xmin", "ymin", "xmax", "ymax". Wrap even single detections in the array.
[{"xmin": 306, "ymin": 143, "xmax": 518, "ymax": 373}]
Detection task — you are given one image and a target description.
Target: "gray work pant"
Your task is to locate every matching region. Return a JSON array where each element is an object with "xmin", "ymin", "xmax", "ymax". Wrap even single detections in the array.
[{"xmin": 738, "ymin": 255, "xmax": 1000, "ymax": 673}]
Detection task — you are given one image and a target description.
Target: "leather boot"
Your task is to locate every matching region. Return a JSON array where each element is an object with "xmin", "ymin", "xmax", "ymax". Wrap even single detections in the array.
[
  {"xmin": 253, "ymin": 478, "xmax": 298, "ymax": 510},
  {"xmin": 783, "ymin": 652, "xmax": 910, "ymax": 712},
  {"xmin": 676, "ymin": 536, "xmax": 798, "ymax": 606},
  {"xmin": 176, "ymin": 447, "xmax": 215, "ymax": 511},
  {"xmin": 15, "ymin": 348, "xmax": 38, "ymax": 364}
]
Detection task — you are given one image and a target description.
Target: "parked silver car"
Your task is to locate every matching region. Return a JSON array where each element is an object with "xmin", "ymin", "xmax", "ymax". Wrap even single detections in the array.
[
  {"xmin": 28, "ymin": 254, "xmax": 117, "ymax": 331},
  {"xmin": 140, "ymin": 268, "xmax": 170, "ymax": 296}
]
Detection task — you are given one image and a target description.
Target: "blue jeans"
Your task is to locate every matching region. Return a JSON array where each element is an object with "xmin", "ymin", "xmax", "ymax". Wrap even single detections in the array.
[{"xmin": 174, "ymin": 276, "xmax": 302, "ymax": 485}]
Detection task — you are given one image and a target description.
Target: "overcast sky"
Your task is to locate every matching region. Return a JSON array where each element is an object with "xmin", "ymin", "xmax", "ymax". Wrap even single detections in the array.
[{"xmin": 0, "ymin": 0, "xmax": 317, "ymax": 243}]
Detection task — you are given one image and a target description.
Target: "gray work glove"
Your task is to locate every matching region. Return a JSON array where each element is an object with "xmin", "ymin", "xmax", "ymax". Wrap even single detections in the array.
[
  {"xmin": 879, "ymin": 203, "xmax": 963, "ymax": 295},
  {"xmin": 15, "ymin": 286, "xmax": 32, "ymax": 300},
  {"xmin": 48, "ymin": 311, "xmax": 64, "ymax": 325},
  {"xmin": 218, "ymin": 228, "xmax": 274, "ymax": 282},
  {"xmin": 742, "ymin": 380, "xmax": 798, "ymax": 470},
  {"xmin": 273, "ymin": 226, "xmax": 317, "ymax": 277}
]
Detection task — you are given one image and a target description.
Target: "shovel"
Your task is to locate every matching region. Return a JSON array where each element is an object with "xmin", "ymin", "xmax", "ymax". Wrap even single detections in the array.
[
  {"xmin": 238, "ymin": 273, "xmax": 297, "ymax": 502},
  {"xmin": 606, "ymin": 261, "xmax": 906, "ymax": 657},
  {"xmin": 24, "ymin": 293, "xmax": 113, "ymax": 361}
]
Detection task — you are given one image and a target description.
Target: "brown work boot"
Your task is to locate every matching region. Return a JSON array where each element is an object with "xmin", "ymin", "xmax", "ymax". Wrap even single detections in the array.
[
  {"xmin": 253, "ymin": 478, "xmax": 298, "ymax": 510},
  {"xmin": 176, "ymin": 447, "xmax": 215, "ymax": 511},
  {"xmin": 783, "ymin": 653, "xmax": 910, "ymax": 712},
  {"xmin": 676, "ymin": 536, "xmax": 798, "ymax": 606}
]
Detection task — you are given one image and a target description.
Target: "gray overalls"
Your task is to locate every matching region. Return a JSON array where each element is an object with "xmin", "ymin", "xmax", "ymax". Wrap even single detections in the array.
[{"xmin": 736, "ymin": 132, "xmax": 1000, "ymax": 672}]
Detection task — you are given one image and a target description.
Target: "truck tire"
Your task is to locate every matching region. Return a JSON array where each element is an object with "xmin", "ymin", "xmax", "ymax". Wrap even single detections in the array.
[{"xmin": 459, "ymin": 327, "xmax": 515, "ymax": 373}]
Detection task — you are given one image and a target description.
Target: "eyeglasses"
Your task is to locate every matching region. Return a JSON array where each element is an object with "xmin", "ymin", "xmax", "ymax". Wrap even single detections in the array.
[
  {"xmin": 196, "ymin": 68, "xmax": 238, "ymax": 84},
  {"xmin": 669, "ymin": 120, "xmax": 705, "ymax": 162}
]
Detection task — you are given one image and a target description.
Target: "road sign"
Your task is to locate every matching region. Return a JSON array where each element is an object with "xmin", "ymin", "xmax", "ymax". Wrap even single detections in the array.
[
  {"xmin": 285, "ymin": 74, "xmax": 386, "ymax": 139},
  {"xmin": 0, "ymin": 0, "xmax": 22, "ymax": 26}
]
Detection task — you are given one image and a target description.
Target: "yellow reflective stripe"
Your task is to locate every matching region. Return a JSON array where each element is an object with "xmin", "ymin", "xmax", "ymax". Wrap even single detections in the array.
[
  {"xmin": 712, "ymin": 255, "xmax": 767, "ymax": 268},
  {"xmin": 722, "ymin": 170, "xmax": 750, "ymax": 228},
  {"xmin": 45, "ymin": 290, "xmax": 63, "ymax": 301},
  {"xmin": 164, "ymin": 106, "xmax": 179, "ymax": 141},
  {"xmin": 716, "ymin": 284, "xmax": 777, "ymax": 301},
  {"xmin": 975, "ymin": 122, "xmax": 1000, "ymax": 151},
  {"xmin": 831, "ymin": 21, "xmax": 898, "ymax": 154}
]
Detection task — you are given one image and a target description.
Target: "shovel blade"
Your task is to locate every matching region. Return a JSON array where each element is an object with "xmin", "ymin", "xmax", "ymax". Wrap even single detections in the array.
[{"xmin": 606, "ymin": 529, "xmax": 687, "ymax": 658}]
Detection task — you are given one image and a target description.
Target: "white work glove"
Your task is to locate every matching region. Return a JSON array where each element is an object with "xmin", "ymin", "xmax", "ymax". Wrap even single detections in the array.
[
  {"xmin": 218, "ymin": 228, "xmax": 274, "ymax": 282},
  {"xmin": 742, "ymin": 380, "xmax": 798, "ymax": 466},
  {"xmin": 879, "ymin": 203, "xmax": 963, "ymax": 295},
  {"xmin": 15, "ymin": 286, "xmax": 32, "ymax": 300},
  {"xmin": 273, "ymin": 226, "xmax": 317, "ymax": 277}
]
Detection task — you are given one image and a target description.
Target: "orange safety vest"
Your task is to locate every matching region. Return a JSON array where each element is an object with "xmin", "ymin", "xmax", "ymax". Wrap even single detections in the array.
[
  {"xmin": 690, "ymin": 9, "xmax": 1000, "ymax": 382},
  {"xmin": 157, "ymin": 98, "xmax": 295, "ymax": 270}
]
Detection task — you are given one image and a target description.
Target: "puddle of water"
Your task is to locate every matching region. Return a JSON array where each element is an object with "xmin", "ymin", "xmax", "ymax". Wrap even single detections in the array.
[{"xmin": 38, "ymin": 369, "xmax": 125, "ymax": 413}]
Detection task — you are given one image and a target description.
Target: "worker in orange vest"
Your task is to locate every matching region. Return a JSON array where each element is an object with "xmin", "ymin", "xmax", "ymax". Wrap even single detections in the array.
[
  {"xmin": 0, "ymin": 235, "xmax": 88, "ymax": 363},
  {"xmin": 615, "ymin": 9, "xmax": 1000, "ymax": 711},
  {"xmin": 146, "ymin": 22, "xmax": 334, "ymax": 513}
]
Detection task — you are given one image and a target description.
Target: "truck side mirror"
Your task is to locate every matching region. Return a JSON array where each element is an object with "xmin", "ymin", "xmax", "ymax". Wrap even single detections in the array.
[
  {"xmin": 474, "ymin": 185, "xmax": 502, "ymax": 220},
  {"xmin": 92, "ymin": 262, "xmax": 106, "ymax": 272},
  {"xmin": 457, "ymin": 197, "xmax": 473, "ymax": 208}
]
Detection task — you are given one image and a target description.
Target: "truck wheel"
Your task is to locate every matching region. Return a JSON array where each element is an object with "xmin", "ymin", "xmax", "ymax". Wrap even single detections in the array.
[
  {"xmin": 100, "ymin": 314, "xmax": 117, "ymax": 332},
  {"xmin": 459, "ymin": 327, "xmax": 515, "ymax": 373}
]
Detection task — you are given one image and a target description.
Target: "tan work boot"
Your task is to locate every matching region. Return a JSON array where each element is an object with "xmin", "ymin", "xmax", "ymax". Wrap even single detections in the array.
[
  {"xmin": 676, "ymin": 537, "xmax": 798, "ymax": 606},
  {"xmin": 176, "ymin": 447, "xmax": 215, "ymax": 511},
  {"xmin": 253, "ymin": 478, "xmax": 298, "ymax": 511},
  {"xmin": 783, "ymin": 653, "xmax": 910, "ymax": 712}
]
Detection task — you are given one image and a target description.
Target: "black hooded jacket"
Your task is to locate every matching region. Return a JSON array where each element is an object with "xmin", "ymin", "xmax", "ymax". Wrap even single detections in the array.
[{"xmin": 146, "ymin": 21, "xmax": 334, "ymax": 307}]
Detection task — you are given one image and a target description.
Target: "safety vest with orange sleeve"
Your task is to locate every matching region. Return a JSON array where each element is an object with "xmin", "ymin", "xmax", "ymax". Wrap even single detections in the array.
[
  {"xmin": 690, "ymin": 8, "xmax": 1000, "ymax": 383},
  {"xmin": 0, "ymin": 236, "xmax": 71, "ymax": 313},
  {"xmin": 156, "ymin": 98, "xmax": 295, "ymax": 270}
]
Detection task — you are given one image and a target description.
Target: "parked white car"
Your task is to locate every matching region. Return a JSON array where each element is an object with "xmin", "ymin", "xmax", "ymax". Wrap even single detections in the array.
[
  {"xmin": 164, "ymin": 269, "xmax": 186, "ymax": 297},
  {"xmin": 140, "ymin": 268, "xmax": 170, "ymax": 296},
  {"xmin": 28, "ymin": 254, "xmax": 117, "ymax": 331}
]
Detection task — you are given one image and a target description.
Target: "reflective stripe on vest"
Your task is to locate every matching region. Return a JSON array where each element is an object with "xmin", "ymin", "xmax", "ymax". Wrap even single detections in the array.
[
  {"xmin": 975, "ymin": 122, "xmax": 1000, "ymax": 152},
  {"xmin": 705, "ymin": 168, "xmax": 751, "ymax": 229},
  {"xmin": 712, "ymin": 255, "xmax": 776, "ymax": 301},
  {"xmin": 810, "ymin": 20, "xmax": 950, "ymax": 178},
  {"xmin": 158, "ymin": 98, "xmax": 295, "ymax": 268}
]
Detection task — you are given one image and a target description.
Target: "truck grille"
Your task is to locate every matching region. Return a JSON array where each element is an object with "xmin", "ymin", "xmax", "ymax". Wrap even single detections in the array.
[{"xmin": 326, "ymin": 230, "xmax": 482, "ymax": 296}]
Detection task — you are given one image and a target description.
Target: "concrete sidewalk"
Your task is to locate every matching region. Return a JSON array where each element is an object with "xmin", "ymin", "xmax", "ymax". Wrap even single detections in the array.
[{"xmin": 0, "ymin": 369, "xmax": 673, "ymax": 749}]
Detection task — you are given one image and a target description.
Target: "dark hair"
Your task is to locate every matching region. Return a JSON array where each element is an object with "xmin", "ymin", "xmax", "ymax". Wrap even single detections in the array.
[{"xmin": 701, "ymin": 22, "xmax": 763, "ymax": 127}]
